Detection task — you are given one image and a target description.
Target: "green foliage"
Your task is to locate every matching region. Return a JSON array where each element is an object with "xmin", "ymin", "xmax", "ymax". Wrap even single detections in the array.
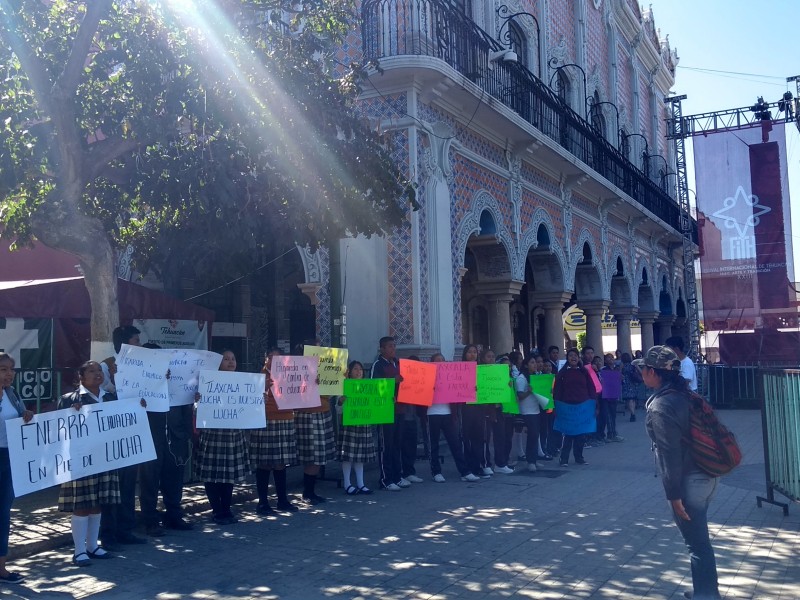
[
  {"xmin": 576, "ymin": 332, "xmax": 586, "ymax": 351},
  {"xmin": 0, "ymin": 0, "xmax": 414, "ymax": 285}
]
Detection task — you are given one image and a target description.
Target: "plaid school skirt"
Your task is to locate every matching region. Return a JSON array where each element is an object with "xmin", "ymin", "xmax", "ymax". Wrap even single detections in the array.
[
  {"xmin": 295, "ymin": 411, "xmax": 335, "ymax": 466},
  {"xmin": 249, "ymin": 420, "xmax": 298, "ymax": 467},
  {"xmin": 194, "ymin": 429, "xmax": 250, "ymax": 483},
  {"xmin": 58, "ymin": 471, "xmax": 120, "ymax": 512},
  {"xmin": 338, "ymin": 422, "xmax": 377, "ymax": 464}
]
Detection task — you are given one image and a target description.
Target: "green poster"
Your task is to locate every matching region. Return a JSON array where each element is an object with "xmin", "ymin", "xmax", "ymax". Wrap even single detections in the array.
[
  {"xmin": 501, "ymin": 382, "xmax": 519, "ymax": 414},
  {"xmin": 342, "ymin": 378, "xmax": 395, "ymax": 425},
  {"xmin": 530, "ymin": 374, "xmax": 555, "ymax": 411},
  {"xmin": 475, "ymin": 364, "xmax": 511, "ymax": 404}
]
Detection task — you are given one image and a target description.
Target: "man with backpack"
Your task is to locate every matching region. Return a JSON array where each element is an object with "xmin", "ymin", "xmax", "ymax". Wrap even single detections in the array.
[{"xmin": 636, "ymin": 345, "xmax": 724, "ymax": 600}]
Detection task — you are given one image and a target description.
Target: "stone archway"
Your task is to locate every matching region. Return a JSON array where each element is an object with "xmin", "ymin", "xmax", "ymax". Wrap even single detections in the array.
[
  {"xmin": 637, "ymin": 265, "xmax": 659, "ymax": 352},
  {"xmin": 572, "ymin": 234, "xmax": 608, "ymax": 353},
  {"xmin": 608, "ymin": 254, "xmax": 637, "ymax": 356},
  {"xmin": 656, "ymin": 273, "xmax": 675, "ymax": 344}
]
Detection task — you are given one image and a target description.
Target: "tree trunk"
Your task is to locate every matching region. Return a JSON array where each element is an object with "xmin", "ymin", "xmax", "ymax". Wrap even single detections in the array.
[{"xmin": 31, "ymin": 188, "xmax": 120, "ymax": 361}]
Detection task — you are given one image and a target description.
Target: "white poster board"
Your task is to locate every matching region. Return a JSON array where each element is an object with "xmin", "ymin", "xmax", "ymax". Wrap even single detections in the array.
[
  {"xmin": 159, "ymin": 349, "xmax": 223, "ymax": 406},
  {"xmin": 5, "ymin": 402, "xmax": 156, "ymax": 497},
  {"xmin": 115, "ymin": 344, "xmax": 170, "ymax": 412},
  {"xmin": 271, "ymin": 356, "xmax": 321, "ymax": 410},
  {"xmin": 196, "ymin": 371, "xmax": 266, "ymax": 429},
  {"xmin": 133, "ymin": 319, "xmax": 209, "ymax": 350}
]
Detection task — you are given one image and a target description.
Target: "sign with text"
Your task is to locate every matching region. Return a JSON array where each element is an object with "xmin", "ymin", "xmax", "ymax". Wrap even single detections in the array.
[
  {"xmin": 115, "ymin": 344, "xmax": 170, "ymax": 412},
  {"xmin": 342, "ymin": 379, "xmax": 395, "ymax": 426},
  {"xmin": 531, "ymin": 374, "xmax": 555, "ymax": 411},
  {"xmin": 475, "ymin": 364, "xmax": 511, "ymax": 404},
  {"xmin": 397, "ymin": 360, "xmax": 435, "ymax": 406},
  {"xmin": 133, "ymin": 318, "xmax": 209, "ymax": 350},
  {"xmin": 501, "ymin": 382, "xmax": 519, "ymax": 414},
  {"xmin": 196, "ymin": 371, "xmax": 266, "ymax": 429},
  {"xmin": 270, "ymin": 356, "xmax": 321, "ymax": 410},
  {"xmin": 303, "ymin": 346, "xmax": 348, "ymax": 396},
  {"xmin": 5, "ymin": 402, "xmax": 156, "ymax": 497},
  {"xmin": 433, "ymin": 362, "xmax": 476, "ymax": 404},
  {"xmin": 161, "ymin": 349, "xmax": 223, "ymax": 406}
]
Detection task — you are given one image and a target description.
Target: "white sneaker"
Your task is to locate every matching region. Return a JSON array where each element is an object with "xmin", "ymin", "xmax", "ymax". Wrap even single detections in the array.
[
  {"xmin": 481, "ymin": 467, "xmax": 494, "ymax": 476},
  {"xmin": 406, "ymin": 475, "xmax": 424, "ymax": 483},
  {"xmin": 494, "ymin": 466, "xmax": 514, "ymax": 474},
  {"xmin": 384, "ymin": 483, "xmax": 401, "ymax": 491},
  {"xmin": 461, "ymin": 473, "xmax": 480, "ymax": 482},
  {"xmin": 527, "ymin": 463, "xmax": 537, "ymax": 473},
  {"xmin": 433, "ymin": 474, "xmax": 446, "ymax": 483},
  {"xmin": 397, "ymin": 478, "xmax": 412, "ymax": 488}
]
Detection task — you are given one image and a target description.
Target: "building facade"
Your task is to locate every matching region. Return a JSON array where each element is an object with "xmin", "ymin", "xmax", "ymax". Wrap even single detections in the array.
[{"xmin": 294, "ymin": 0, "xmax": 690, "ymax": 362}]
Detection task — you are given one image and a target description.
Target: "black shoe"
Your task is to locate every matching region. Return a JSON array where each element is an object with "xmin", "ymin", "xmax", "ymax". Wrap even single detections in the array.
[
  {"xmin": 575, "ymin": 459, "xmax": 588, "ymax": 465},
  {"xmin": 99, "ymin": 541, "xmax": 122, "ymax": 552},
  {"xmin": 630, "ymin": 415, "xmax": 636, "ymax": 422},
  {"xmin": 145, "ymin": 524, "xmax": 165, "ymax": 537},
  {"xmin": 683, "ymin": 592, "xmax": 693, "ymax": 600},
  {"xmin": 302, "ymin": 493, "xmax": 327, "ymax": 505},
  {"xmin": 537, "ymin": 455, "xmax": 554, "ymax": 461},
  {"xmin": 164, "ymin": 518, "xmax": 193, "ymax": 531},
  {"xmin": 213, "ymin": 514, "xmax": 238, "ymax": 525},
  {"xmin": 86, "ymin": 547, "xmax": 114, "ymax": 560},
  {"xmin": 256, "ymin": 502, "xmax": 275, "ymax": 515},
  {"xmin": 276, "ymin": 500, "xmax": 299, "ymax": 513},
  {"xmin": 116, "ymin": 532, "xmax": 147, "ymax": 545}
]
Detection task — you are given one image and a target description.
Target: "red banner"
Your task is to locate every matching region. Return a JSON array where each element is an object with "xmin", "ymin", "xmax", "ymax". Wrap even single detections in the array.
[{"xmin": 694, "ymin": 122, "xmax": 795, "ymax": 332}]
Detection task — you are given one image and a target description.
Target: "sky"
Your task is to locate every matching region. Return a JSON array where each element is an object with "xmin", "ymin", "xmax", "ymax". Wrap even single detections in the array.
[{"xmin": 648, "ymin": 0, "xmax": 800, "ymax": 279}]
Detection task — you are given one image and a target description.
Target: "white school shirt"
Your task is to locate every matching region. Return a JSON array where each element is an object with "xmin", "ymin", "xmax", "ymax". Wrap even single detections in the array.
[
  {"xmin": 0, "ymin": 390, "xmax": 19, "ymax": 447},
  {"xmin": 427, "ymin": 403, "xmax": 451, "ymax": 416},
  {"xmin": 79, "ymin": 385, "xmax": 103, "ymax": 403},
  {"xmin": 680, "ymin": 356, "xmax": 698, "ymax": 392}
]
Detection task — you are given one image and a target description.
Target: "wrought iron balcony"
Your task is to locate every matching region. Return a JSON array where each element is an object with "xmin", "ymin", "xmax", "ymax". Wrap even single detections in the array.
[{"xmin": 362, "ymin": 0, "xmax": 689, "ymax": 235}]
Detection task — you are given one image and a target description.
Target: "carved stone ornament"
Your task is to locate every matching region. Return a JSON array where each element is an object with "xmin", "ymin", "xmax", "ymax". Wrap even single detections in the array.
[{"xmin": 297, "ymin": 244, "xmax": 322, "ymax": 284}]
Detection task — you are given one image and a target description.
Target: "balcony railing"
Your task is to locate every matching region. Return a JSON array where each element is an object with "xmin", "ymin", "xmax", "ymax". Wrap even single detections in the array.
[{"xmin": 362, "ymin": 0, "xmax": 688, "ymax": 234}]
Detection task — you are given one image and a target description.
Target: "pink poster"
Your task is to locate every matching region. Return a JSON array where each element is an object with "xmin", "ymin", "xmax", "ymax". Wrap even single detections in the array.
[
  {"xmin": 271, "ymin": 356, "xmax": 321, "ymax": 410},
  {"xmin": 433, "ymin": 362, "xmax": 476, "ymax": 404}
]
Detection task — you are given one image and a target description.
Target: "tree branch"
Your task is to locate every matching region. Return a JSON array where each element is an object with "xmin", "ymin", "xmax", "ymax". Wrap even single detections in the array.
[
  {"xmin": 55, "ymin": 0, "xmax": 113, "ymax": 98},
  {"xmin": 85, "ymin": 137, "xmax": 139, "ymax": 181},
  {"xmin": 0, "ymin": 3, "xmax": 55, "ymax": 116}
]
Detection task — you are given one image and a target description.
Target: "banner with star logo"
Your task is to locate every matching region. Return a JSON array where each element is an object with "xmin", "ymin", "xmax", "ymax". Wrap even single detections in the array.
[{"xmin": 694, "ymin": 122, "xmax": 794, "ymax": 332}]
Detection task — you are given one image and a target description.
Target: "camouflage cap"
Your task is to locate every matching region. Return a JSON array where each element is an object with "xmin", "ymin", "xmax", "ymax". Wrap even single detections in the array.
[{"xmin": 632, "ymin": 345, "xmax": 681, "ymax": 371}]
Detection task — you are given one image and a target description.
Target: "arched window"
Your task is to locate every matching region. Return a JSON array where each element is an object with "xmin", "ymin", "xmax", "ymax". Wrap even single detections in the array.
[
  {"xmin": 507, "ymin": 21, "xmax": 528, "ymax": 68},
  {"xmin": 556, "ymin": 70, "xmax": 571, "ymax": 108},
  {"xmin": 589, "ymin": 91, "xmax": 607, "ymax": 138},
  {"xmin": 619, "ymin": 127, "xmax": 630, "ymax": 159},
  {"xmin": 479, "ymin": 210, "xmax": 497, "ymax": 235},
  {"xmin": 452, "ymin": 0, "xmax": 472, "ymax": 16}
]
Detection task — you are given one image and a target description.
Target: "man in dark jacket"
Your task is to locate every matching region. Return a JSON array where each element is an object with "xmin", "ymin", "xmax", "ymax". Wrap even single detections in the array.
[{"xmin": 637, "ymin": 345, "xmax": 721, "ymax": 600}]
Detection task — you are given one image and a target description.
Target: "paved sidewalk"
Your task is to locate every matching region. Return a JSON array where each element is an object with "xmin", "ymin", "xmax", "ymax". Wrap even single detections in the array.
[{"xmin": 2, "ymin": 409, "xmax": 798, "ymax": 599}]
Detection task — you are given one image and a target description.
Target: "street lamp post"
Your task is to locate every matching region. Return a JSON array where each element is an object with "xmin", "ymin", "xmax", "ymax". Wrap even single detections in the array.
[
  {"xmin": 586, "ymin": 97, "xmax": 620, "ymax": 142},
  {"xmin": 548, "ymin": 58, "xmax": 587, "ymax": 116},
  {"xmin": 619, "ymin": 131, "xmax": 650, "ymax": 175},
  {"xmin": 496, "ymin": 5, "xmax": 540, "ymax": 73}
]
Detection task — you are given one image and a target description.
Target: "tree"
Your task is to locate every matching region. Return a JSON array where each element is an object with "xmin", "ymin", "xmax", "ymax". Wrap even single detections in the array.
[{"xmin": 0, "ymin": 0, "xmax": 413, "ymax": 355}]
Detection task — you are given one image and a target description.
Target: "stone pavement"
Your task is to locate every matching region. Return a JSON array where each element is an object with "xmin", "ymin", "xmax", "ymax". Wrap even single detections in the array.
[{"xmin": 1, "ymin": 409, "xmax": 798, "ymax": 599}]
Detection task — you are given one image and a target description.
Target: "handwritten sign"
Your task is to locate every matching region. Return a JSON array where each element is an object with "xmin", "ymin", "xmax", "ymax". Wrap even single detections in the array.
[
  {"xmin": 600, "ymin": 369, "xmax": 622, "ymax": 399},
  {"xmin": 342, "ymin": 379, "xmax": 395, "ymax": 425},
  {"xmin": 159, "ymin": 349, "xmax": 223, "ymax": 406},
  {"xmin": 433, "ymin": 362, "xmax": 476, "ymax": 404},
  {"xmin": 5, "ymin": 402, "xmax": 156, "ymax": 497},
  {"xmin": 474, "ymin": 364, "xmax": 511, "ymax": 404},
  {"xmin": 115, "ymin": 344, "xmax": 170, "ymax": 412},
  {"xmin": 271, "ymin": 356, "xmax": 321, "ymax": 410},
  {"xmin": 397, "ymin": 359, "xmax": 435, "ymax": 406},
  {"xmin": 303, "ymin": 346, "xmax": 348, "ymax": 396},
  {"xmin": 196, "ymin": 371, "xmax": 266, "ymax": 429},
  {"xmin": 501, "ymin": 382, "xmax": 520, "ymax": 414},
  {"xmin": 531, "ymin": 374, "xmax": 555, "ymax": 411},
  {"xmin": 553, "ymin": 399, "xmax": 597, "ymax": 435}
]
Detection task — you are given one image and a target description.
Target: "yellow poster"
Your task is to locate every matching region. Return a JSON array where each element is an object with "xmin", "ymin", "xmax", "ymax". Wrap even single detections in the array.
[{"xmin": 303, "ymin": 345, "xmax": 349, "ymax": 396}]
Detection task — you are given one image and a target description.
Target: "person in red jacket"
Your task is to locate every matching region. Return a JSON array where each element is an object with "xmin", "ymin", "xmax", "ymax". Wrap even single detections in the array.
[{"xmin": 552, "ymin": 348, "xmax": 596, "ymax": 466}]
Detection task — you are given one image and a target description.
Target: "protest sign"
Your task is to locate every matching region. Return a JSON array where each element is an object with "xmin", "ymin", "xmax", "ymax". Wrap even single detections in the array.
[
  {"xmin": 133, "ymin": 318, "xmax": 209, "ymax": 350},
  {"xmin": 474, "ymin": 364, "xmax": 511, "ymax": 404},
  {"xmin": 196, "ymin": 371, "xmax": 266, "ymax": 429},
  {"xmin": 271, "ymin": 356, "xmax": 321, "ymax": 410},
  {"xmin": 5, "ymin": 402, "xmax": 156, "ymax": 497},
  {"xmin": 530, "ymin": 374, "xmax": 555, "ymax": 411},
  {"xmin": 553, "ymin": 400, "xmax": 597, "ymax": 435},
  {"xmin": 433, "ymin": 362, "xmax": 476, "ymax": 404},
  {"xmin": 397, "ymin": 359, "xmax": 435, "ymax": 406},
  {"xmin": 501, "ymin": 381, "xmax": 520, "ymax": 414},
  {"xmin": 600, "ymin": 369, "xmax": 622, "ymax": 400},
  {"xmin": 303, "ymin": 346, "xmax": 348, "ymax": 396},
  {"xmin": 161, "ymin": 349, "xmax": 223, "ymax": 406},
  {"xmin": 115, "ymin": 344, "xmax": 170, "ymax": 412},
  {"xmin": 342, "ymin": 379, "xmax": 395, "ymax": 426}
]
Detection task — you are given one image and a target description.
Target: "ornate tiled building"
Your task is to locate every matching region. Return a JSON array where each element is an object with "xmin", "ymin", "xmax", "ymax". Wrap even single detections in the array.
[{"xmin": 299, "ymin": 0, "xmax": 690, "ymax": 362}]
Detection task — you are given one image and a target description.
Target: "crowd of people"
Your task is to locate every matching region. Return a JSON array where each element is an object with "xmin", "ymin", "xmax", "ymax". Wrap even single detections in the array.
[{"xmin": 0, "ymin": 332, "xmax": 717, "ymax": 599}]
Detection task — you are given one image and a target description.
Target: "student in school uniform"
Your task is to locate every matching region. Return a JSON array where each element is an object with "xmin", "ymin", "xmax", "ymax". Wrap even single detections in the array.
[
  {"xmin": 194, "ymin": 350, "xmax": 251, "ymax": 524},
  {"xmin": 426, "ymin": 353, "xmax": 480, "ymax": 483},
  {"xmin": 460, "ymin": 345, "xmax": 490, "ymax": 479},
  {"xmin": 371, "ymin": 336, "xmax": 407, "ymax": 491},
  {"xmin": 337, "ymin": 361, "xmax": 377, "ymax": 494},
  {"xmin": 250, "ymin": 349, "xmax": 298, "ymax": 514}
]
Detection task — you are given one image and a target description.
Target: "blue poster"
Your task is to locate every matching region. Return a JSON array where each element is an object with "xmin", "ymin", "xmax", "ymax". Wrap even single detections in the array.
[{"xmin": 553, "ymin": 400, "xmax": 596, "ymax": 435}]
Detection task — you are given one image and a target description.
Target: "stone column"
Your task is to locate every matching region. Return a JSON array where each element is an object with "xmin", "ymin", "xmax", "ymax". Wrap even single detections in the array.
[
  {"xmin": 530, "ymin": 292, "xmax": 573, "ymax": 355},
  {"xmin": 474, "ymin": 281, "xmax": 525, "ymax": 355},
  {"xmin": 638, "ymin": 311, "xmax": 659, "ymax": 353},
  {"xmin": 580, "ymin": 301, "xmax": 610, "ymax": 354},
  {"xmin": 613, "ymin": 308, "xmax": 637, "ymax": 357},
  {"xmin": 656, "ymin": 316, "xmax": 676, "ymax": 345}
]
